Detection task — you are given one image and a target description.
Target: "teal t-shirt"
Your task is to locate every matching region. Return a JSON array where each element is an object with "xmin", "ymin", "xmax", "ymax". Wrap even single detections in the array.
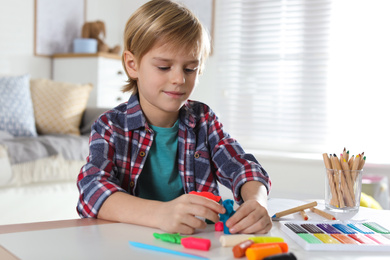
[{"xmin": 136, "ymin": 120, "xmax": 184, "ymax": 201}]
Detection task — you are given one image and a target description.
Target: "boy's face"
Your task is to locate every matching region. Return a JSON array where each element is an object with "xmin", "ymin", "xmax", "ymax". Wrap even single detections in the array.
[{"xmin": 125, "ymin": 42, "xmax": 200, "ymax": 127}]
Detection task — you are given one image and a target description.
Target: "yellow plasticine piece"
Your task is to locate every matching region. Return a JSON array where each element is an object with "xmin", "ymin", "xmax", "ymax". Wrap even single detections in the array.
[
  {"xmin": 248, "ymin": 237, "xmax": 284, "ymax": 243},
  {"xmin": 313, "ymin": 234, "xmax": 340, "ymax": 244}
]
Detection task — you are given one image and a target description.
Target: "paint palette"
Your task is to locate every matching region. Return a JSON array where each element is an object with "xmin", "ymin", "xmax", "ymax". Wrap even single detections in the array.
[{"xmin": 280, "ymin": 221, "xmax": 390, "ymax": 251}]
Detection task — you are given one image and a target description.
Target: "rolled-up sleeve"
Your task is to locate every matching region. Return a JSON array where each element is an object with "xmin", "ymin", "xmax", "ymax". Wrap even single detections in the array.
[{"xmin": 207, "ymin": 109, "xmax": 271, "ymax": 205}]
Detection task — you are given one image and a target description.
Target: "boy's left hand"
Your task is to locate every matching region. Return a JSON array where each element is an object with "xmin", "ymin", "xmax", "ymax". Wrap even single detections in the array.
[{"xmin": 224, "ymin": 199, "xmax": 272, "ymax": 234}]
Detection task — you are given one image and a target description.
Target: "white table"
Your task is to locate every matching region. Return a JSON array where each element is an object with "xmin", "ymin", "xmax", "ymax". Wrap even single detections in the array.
[{"xmin": 1, "ymin": 198, "xmax": 389, "ymax": 260}]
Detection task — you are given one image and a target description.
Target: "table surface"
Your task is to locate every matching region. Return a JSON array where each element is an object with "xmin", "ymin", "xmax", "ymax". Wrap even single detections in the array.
[{"xmin": 1, "ymin": 198, "xmax": 389, "ymax": 260}]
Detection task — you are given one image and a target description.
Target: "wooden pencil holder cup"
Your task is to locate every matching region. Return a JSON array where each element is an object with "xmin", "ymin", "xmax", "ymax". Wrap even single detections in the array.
[{"xmin": 325, "ymin": 168, "xmax": 363, "ymax": 213}]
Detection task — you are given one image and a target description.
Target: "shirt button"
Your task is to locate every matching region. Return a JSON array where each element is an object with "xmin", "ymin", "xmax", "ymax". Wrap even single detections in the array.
[
  {"xmin": 194, "ymin": 152, "xmax": 200, "ymax": 159},
  {"xmin": 139, "ymin": 151, "xmax": 146, "ymax": 157},
  {"xmin": 130, "ymin": 181, "xmax": 135, "ymax": 188}
]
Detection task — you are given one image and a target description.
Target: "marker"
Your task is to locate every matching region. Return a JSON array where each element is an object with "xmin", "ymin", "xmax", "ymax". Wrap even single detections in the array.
[
  {"xmin": 129, "ymin": 241, "xmax": 208, "ymax": 260},
  {"xmin": 272, "ymin": 201, "xmax": 317, "ymax": 218}
]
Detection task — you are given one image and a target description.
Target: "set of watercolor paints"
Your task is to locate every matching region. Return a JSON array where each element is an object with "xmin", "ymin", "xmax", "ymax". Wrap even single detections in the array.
[{"xmin": 280, "ymin": 221, "xmax": 390, "ymax": 251}]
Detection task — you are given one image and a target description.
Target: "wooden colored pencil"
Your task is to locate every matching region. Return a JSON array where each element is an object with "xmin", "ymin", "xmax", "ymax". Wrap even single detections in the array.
[
  {"xmin": 322, "ymin": 153, "xmax": 339, "ymax": 207},
  {"xmin": 330, "ymin": 154, "xmax": 345, "ymax": 208},
  {"xmin": 351, "ymin": 154, "xmax": 361, "ymax": 183},
  {"xmin": 272, "ymin": 201, "xmax": 318, "ymax": 218},
  {"xmin": 341, "ymin": 158, "xmax": 355, "ymax": 205},
  {"xmin": 352, "ymin": 154, "xmax": 360, "ymax": 171},
  {"xmin": 310, "ymin": 207, "xmax": 336, "ymax": 220},
  {"xmin": 348, "ymin": 155, "xmax": 354, "ymax": 169},
  {"xmin": 359, "ymin": 156, "xmax": 366, "ymax": 170},
  {"xmin": 300, "ymin": 210, "xmax": 309, "ymax": 221},
  {"xmin": 343, "ymin": 147, "xmax": 349, "ymax": 161},
  {"xmin": 332, "ymin": 154, "xmax": 353, "ymax": 207}
]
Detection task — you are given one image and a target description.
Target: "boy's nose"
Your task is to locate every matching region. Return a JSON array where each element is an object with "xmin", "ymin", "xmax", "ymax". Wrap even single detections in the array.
[{"xmin": 171, "ymin": 69, "xmax": 185, "ymax": 85}]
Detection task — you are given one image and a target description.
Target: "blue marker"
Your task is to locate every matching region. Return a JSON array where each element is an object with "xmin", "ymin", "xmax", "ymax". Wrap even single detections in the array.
[{"xmin": 129, "ymin": 241, "xmax": 209, "ymax": 260}]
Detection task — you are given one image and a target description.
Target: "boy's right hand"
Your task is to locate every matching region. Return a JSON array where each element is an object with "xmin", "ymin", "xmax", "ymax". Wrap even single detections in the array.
[{"xmin": 156, "ymin": 194, "xmax": 226, "ymax": 234}]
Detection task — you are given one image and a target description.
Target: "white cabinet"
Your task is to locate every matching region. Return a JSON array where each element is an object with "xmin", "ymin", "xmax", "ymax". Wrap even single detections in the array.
[{"xmin": 52, "ymin": 53, "xmax": 130, "ymax": 108}]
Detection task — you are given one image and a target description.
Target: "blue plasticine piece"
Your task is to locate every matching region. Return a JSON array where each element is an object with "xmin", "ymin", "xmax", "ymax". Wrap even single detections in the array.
[
  {"xmin": 219, "ymin": 199, "xmax": 235, "ymax": 234},
  {"xmin": 129, "ymin": 241, "xmax": 208, "ymax": 259}
]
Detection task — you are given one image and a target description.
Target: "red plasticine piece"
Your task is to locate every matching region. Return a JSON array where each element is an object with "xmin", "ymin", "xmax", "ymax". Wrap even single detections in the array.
[
  {"xmin": 189, "ymin": 191, "xmax": 221, "ymax": 202},
  {"xmin": 181, "ymin": 237, "xmax": 211, "ymax": 251},
  {"xmin": 215, "ymin": 221, "xmax": 224, "ymax": 231}
]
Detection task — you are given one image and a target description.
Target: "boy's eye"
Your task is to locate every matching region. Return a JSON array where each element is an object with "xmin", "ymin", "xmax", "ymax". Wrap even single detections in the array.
[
  {"xmin": 184, "ymin": 67, "xmax": 198, "ymax": 73},
  {"xmin": 158, "ymin": 67, "xmax": 170, "ymax": 71}
]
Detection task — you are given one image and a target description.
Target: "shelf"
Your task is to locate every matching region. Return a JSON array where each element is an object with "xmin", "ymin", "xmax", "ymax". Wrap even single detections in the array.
[{"xmin": 52, "ymin": 52, "xmax": 121, "ymax": 60}]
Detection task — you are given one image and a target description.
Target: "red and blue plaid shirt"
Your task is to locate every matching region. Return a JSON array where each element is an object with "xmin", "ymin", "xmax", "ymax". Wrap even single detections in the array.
[{"xmin": 77, "ymin": 94, "xmax": 271, "ymax": 218}]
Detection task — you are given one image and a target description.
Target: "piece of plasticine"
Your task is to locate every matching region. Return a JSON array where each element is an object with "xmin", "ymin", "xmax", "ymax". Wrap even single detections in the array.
[
  {"xmin": 181, "ymin": 237, "xmax": 211, "ymax": 251},
  {"xmin": 246, "ymin": 244, "xmax": 283, "ymax": 260},
  {"xmin": 215, "ymin": 221, "xmax": 224, "ymax": 231},
  {"xmin": 232, "ymin": 239, "xmax": 255, "ymax": 258},
  {"xmin": 250, "ymin": 242, "xmax": 288, "ymax": 253},
  {"xmin": 129, "ymin": 241, "xmax": 208, "ymax": 260},
  {"xmin": 189, "ymin": 191, "xmax": 222, "ymax": 202},
  {"xmin": 220, "ymin": 199, "xmax": 235, "ymax": 234},
  {"xmin": 248, "ymin": 237, "xmax": 284, "ymax": 243},
  {"xmin": 153, "ymin": 233, "xmax": 184, "ymax": 244},
  {"xmin": 219, "ymin": 234, "xmax": 255, "ymax": 247}
]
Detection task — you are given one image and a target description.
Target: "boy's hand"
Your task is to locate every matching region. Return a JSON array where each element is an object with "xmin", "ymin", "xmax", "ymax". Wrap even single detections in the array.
[
  {"xmin": 225, "ymin": 199, "xmax": 272, "ymax": 234},
  {"xmin": 156, "ymin": 194, "xmax": 226, "ymax": 235}
]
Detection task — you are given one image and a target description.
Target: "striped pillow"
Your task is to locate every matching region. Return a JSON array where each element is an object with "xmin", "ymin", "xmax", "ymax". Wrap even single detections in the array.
[{"xmin": 30, "ymin": 79, "xmax": 92, "ymax": 135}]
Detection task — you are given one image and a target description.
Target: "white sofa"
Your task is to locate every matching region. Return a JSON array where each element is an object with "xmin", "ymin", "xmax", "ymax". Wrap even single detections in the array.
[
  {"xmin": 0, "ymin": 107, "xmax": 109, "ymax": 225},
  {"xmin": 0, "ymin": 74, "xmax": 110, "ymax": 225}
]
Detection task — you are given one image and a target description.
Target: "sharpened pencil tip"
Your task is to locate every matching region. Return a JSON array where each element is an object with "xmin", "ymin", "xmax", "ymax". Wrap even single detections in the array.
[{"xmin": 271, "ymin": 214, "xmax": 276, "ymax": 218}]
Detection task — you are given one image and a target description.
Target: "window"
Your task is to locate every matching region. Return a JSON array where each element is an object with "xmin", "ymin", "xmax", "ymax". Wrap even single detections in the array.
[{"xmin": 214, "ymin": 0, "xmax": 390, "ymax": 164}]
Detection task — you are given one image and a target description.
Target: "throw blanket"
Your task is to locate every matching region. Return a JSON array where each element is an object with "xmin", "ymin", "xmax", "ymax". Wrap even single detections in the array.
[{"xmin": 0, "ymin": 131, "xmax": 89, "ymax": 186}]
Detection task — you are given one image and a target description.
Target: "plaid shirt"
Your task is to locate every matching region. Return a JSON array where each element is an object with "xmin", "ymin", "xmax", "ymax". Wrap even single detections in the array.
[{"xmin": 77, "ymin": 94, "xmax": 270, "ymax": 218}]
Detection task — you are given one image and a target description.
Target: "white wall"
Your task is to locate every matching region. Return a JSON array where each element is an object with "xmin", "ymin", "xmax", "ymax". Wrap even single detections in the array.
[
  {"xmin": 0, "ymin": 0, "xmax": 215, "ymax": 107},
  {"xmin": 0, "ymin": 0, "xmax": 51, "ymax": 77}
]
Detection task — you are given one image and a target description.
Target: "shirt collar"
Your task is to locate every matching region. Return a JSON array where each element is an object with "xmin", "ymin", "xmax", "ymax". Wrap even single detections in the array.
[{"xmin": 126, "ymin": 94, "xmax": 197, "ymax": 130}]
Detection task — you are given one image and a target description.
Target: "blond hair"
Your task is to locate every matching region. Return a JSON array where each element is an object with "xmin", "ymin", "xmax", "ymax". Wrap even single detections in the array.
[{"xmin": 121, "ymin": 0, "xmax": 210, "ymax": 93}]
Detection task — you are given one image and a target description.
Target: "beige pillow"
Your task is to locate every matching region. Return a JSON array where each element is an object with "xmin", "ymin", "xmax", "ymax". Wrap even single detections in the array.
[{"xmin": 30, "ymin": 79, "xmax": 92, "ymax": 135}]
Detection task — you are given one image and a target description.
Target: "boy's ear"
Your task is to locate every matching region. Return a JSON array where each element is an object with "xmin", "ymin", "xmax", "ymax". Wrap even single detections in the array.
[{"xmin": 123, "ymin": 51, "xmax": 138, "ymax": 79}]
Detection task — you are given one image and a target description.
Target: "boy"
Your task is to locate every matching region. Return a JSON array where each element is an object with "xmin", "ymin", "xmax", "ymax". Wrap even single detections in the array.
[{"xmin": 77, "ymin": 0, "xmax": 271, "ymax": 235}]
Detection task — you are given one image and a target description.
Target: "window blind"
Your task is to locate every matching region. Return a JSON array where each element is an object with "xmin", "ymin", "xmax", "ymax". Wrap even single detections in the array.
[
  {"xmin": 214, "ymin": 0, "xmax": 332, "ymax": 153},
  {"xmin": 214, "ymin": 0, "xmax": 390, "ymax": 164}
]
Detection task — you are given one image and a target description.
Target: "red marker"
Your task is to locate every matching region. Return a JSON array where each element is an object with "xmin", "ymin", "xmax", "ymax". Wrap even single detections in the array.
[{"xmin": 181, "ymin": 237, "xmax": 211, "ymax": 251}]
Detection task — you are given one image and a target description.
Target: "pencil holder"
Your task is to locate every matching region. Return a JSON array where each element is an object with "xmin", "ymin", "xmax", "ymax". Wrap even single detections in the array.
[{"xmin": 324, "ymin": 168, "xmax": 363, "ymax": 213}]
